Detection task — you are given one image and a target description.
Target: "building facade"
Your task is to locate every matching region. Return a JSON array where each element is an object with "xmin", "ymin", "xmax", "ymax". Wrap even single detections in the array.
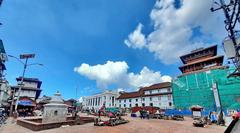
[
  {"xmin": 0, "ymin": 39, "xmax": 11, "ymax": 108},
  {"xmin": 11, "ymin": 77, "xmax": 42, "ymax": 110},
  {"xmin": 82, "ymin": 90, "xmax": 119, "ymax": 111},
  {"xmin": 0, "ymin": 80, "xmax": 11, "ymax": 107},
  {"xmin": 117, "ymin": 82, "xmax": 173, "ymax": 109},
  {"xmin": 172, "ymin": 45, "xmax": 240, "ymax": 110}
]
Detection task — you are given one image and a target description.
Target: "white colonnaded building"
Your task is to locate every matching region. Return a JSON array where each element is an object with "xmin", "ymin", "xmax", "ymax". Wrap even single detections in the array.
[{"xmin": 82, "ymin": 90, "xmax": 119, "ymax": 111}]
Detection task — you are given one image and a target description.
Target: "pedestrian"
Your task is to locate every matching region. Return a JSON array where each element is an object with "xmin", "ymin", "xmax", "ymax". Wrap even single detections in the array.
[
  {"xmin": 146, "ymin": 110, "xmax": 150, "ymax": 120},
  {"xmin": 210, "ymin": 112, "xmax": 217, "ymax": 123},
  {"xmin": 140, "ymin": 110, "xmax": 143, "ymax": 119}
]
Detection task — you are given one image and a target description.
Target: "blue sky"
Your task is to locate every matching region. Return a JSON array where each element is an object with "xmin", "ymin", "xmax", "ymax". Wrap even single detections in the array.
[{"xmin": 0, "ymin": 0, "xmax": 226, "ymax": 99}]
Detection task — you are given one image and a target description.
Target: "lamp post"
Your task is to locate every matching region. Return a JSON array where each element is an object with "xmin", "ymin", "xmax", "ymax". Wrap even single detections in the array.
[{"xmin": 8, "ymin": 54, "xmax": 43, "ymax": 117}]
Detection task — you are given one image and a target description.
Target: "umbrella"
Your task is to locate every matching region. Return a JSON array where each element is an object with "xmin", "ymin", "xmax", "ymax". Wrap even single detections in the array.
[{"xmin": 228, "ymin": 103, "xmax": 240, "ymax": 110}]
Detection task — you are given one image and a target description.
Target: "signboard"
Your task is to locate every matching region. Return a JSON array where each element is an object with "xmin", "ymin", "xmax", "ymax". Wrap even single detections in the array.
[
  {"xmin": 20, "ymin": 54, "xmax": 35, "ymax": 59},
  {"xmin": 18, "ymin": 100, "xmax": 33, "ymax": 106},
  {"xmin": 192, "ymin": 111, "xmax": 202, "ymax": 118},
  {"xmin": 212, "ymin": 83, "xmax": 221, "ymax": 108},
  {"xmin": 18, "ymin": 97, "xmax": 36, "ymax": 106}
]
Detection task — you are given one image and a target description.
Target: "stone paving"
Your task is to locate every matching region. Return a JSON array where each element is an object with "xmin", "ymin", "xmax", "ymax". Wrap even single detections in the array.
[{"xmin": 0, "ymin": 115, "xmax": 226, "ymax": 133}]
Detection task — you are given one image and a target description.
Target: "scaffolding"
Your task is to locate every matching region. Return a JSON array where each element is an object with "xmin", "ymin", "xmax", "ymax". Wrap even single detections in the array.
[{"xmin": 172, "ymin": 67, "xmax": 240, "ymax": 110}]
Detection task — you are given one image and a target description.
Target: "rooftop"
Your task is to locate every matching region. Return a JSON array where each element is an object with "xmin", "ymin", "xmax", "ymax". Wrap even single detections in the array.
[
  {"xmin": 117, "ymin": 92, "xmax": 140, "ymax": 99},
  {"xmin": 117, "ymin": 82, "xmax": 171, "ymax": 99},
  {"xmin": 180, "ymin": 45, "xmax": 217, "ymax": 58},
  {"xmin": 179, "ymin": 55, "xmax": 224, "ymax": 68},
  {"xmin": 180, "ymin": 45, "xmax": 218, "ymax": 64},
  {"xmin": 16, "ymin": 77, "xmax": 42, "ymax": 83}
]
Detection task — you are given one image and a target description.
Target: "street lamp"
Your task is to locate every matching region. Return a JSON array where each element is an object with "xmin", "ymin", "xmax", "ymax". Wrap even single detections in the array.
[{"xmin": 8, "ymin": 54, "xmax": 43, "ymax": 117}]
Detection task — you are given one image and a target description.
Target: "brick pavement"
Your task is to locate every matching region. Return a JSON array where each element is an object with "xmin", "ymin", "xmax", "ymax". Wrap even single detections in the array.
[{"xmin": 0, "ymin": 115, "xmax": 226, "ymax": 133}]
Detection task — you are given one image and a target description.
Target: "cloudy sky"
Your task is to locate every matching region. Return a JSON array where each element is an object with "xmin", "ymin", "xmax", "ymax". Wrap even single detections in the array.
[{"xmin": 0, "ymin": 0, "xmax": 227, "ymax": 99}]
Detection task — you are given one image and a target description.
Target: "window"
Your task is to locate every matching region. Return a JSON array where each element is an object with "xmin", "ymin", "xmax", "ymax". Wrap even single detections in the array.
[
  {"xmin": 124, "ymin": 104, "xmax": 126, "ymax": 107},
  {"xmin": 135, "ymin": 99, "xmax": 138, "ymax": 102},
  {"xmin": 112, "ymin": 96, "xmax": 114, "ymax": 106},
  {"xmin": 158, "ymin": 96, "xmax": 161, "ymax": 100},
  {"xmin": 167, "ymin": 88, "xmax": 171, "ymax": 92},
  {"xmin": 150, "ymin": 97, "xmax": 152, "ymax": 101},
  {"xmin": 142, "ymin": 103, "xmax": 145, "ymax": 107},
  {"xmin": 119, "ymin": 100, "xmax": 121, "ymax": 103},
  {"xmin": 129, "ymin": 99, "xmax": 131, "ymax": 102},
  {"xmin": 149, "ymin": 90, "xmax": 152, "ymax": 94},
  {"xmin": 150, "ymin": 103, "xmax": 153, "ymax": 107},
  {"xmin": 119, "ymin": 104, "xmax": 121, "ymax": 108},
  {"xmin": 169, "ymin": 102, "xmax": 172, "ymax": 106},
  {"xmin": 142, "ymin": 98, "xmax": 145, "ymax": 101},
  {"xmin": 135, "ymin": 104, "xmax": 138, "ymax": 107},
  {"xmin": 129, "ymin": 104, "xmax": 132, "ymax": 108},
  {"xmin": 54, "ymin": 110, "xmax": 58, "ymax": 116},
  {"xmin": 124, "ymin": 99, "xmax": 126, "ymax": 103},
  {"xmin": 168, "ymin": 95, "xmax": 171, "ymax": 100},
  {"xmin": 104, "ymin": 96, "xmax": 106, "ymax": 100}
]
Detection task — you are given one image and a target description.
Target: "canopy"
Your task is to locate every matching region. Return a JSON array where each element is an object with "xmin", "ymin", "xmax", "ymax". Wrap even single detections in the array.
[{"xmin": 190, "ymin": 105, "xmax": 203, "ymax": 111}]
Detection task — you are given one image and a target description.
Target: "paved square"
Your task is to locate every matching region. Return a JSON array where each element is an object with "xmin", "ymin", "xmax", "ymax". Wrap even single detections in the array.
[{"xmin": 0, "ymin": 115, "xmax": 226, "ymax": 133}]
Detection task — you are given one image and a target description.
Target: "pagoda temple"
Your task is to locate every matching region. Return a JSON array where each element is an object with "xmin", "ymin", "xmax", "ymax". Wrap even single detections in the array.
[{"xmin": 179, "ymin": 45, "xmax": 224, "ymax": 74}]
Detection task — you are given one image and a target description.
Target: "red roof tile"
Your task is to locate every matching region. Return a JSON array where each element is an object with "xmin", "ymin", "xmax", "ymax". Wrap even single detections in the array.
[
  {"xmin": 117, "ymin": 82, "xmax": 171, "ymax": 99},
  {"xmin": 117, "ymin": 92, "xmax": 140, "ymax": 99}
]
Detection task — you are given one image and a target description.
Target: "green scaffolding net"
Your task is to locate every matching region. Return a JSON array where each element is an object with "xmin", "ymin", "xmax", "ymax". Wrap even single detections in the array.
[{"xmin": 172, "ymin": 67, "xmax": 240, "ymax": 110}]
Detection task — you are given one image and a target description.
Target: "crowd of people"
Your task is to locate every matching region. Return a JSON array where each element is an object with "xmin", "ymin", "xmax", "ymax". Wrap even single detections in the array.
[
  {"xmin": 17, "ymin": 108, "xmax": 34, "ymax": 117},
  {"xmin": 139, "ymin": 109, "xmax": 150, "ymax": 119}
]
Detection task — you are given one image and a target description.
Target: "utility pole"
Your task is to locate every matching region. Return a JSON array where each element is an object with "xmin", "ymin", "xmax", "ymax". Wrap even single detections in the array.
[
  {"xmin": 211, "ymin": 0, "xmax": 240, "ymax": 76},
  {"xmin": 76, "ymin": 86, "xmax": 78, "ymax": 100},
  {"xmin": 8, "ymin": 54, "xmax": 43, "ymax": 117}
]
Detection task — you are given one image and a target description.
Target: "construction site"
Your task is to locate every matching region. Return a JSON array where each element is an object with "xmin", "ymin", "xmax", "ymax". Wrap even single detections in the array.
[
  {"xmin": 172, "ymin": 45, "xmax": 240, "ymax": 111},
  {"xmin": 1, "ymin": 0, "xmax": 240, "ymax": 133}
]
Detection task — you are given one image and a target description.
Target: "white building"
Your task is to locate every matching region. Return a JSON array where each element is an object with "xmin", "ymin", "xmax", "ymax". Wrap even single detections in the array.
[
  {"xmin": 117, "ymin": 82, "xmax": 173, "ymax": 109},
  {"xmin": 82, "ymin": 90, "xmax": 119, "ymax": 111}
]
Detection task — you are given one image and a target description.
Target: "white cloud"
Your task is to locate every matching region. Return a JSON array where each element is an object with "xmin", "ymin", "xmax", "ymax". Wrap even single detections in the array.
[
  {"xmin": 117, "ymin": 88, "xmax": 125, "ymax": 92},
  {"xmin": 124, "ymin": 23, "xmax": 146, "ymax": 49},
  {"xmin": 74, "ymin": 61, "xmax": 171, "ymax": 90},
  {"xmin": 124, "ymin": 0, "xmax": 226, "ymax": 64},
  {"xmin": 74, "ymin": 61, "xmax": 129, "ymax": 89},
  {"xmin": 128, "ymin": 67, "xmax": 171, "ymax": 88}
]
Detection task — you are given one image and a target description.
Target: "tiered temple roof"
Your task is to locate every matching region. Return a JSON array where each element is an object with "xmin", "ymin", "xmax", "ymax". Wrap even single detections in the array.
[{"xmin": 179, "ymin": 45, "xmax": 224, "ymax": 74}]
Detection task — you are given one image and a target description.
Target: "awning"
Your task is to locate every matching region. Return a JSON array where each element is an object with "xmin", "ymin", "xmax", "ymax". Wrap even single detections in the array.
[{"xmin": 18, "ymin": 99, "xmax": 36, "ymax": 106}]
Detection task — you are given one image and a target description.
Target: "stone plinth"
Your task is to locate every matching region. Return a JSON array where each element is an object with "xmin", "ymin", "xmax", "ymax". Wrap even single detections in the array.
[{"xmin": 42, "ymin": 91, "xmax": 67, "ymax": 123}]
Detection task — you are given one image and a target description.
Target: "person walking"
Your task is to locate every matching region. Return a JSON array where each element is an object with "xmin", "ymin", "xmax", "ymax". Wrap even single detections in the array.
[
  {"xmin": 146, "ymin": 110, "xmax": 150, "ymax": 120},
  {"xmin": 140, "ymin": 109, "xmax": 143, "ymax": 119}
]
